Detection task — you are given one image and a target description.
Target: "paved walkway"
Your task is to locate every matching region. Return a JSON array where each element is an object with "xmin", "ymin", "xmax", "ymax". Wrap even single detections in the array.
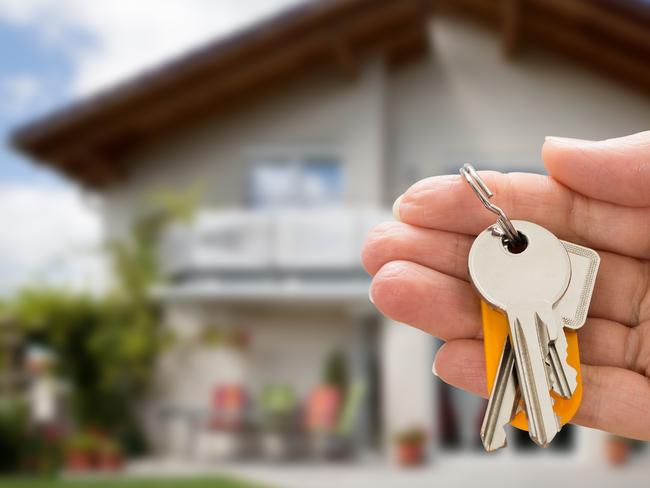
[{"xmin": 127, "ymin": 458, "xmax": 649, "ymax": 488}]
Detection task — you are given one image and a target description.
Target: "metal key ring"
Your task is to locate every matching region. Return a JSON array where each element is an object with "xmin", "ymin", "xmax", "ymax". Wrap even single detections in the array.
[{"xmin": 459, "ymin": 163, "xmax": 521, "ymax": 244}]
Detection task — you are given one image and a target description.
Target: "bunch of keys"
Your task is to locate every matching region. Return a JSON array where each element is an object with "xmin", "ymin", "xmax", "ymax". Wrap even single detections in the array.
[{"xmin": 459, "ymin": 164, "xmax": 600, "ymax": 452}]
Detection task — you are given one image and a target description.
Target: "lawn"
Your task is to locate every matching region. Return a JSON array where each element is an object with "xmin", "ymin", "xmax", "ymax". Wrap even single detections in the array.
[{"xmin": 0, "ymin": 477, "xmax": 272, "ymax": 488}]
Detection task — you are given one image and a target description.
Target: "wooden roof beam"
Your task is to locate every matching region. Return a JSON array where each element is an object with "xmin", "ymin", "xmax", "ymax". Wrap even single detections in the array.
[
  {"xmin": 528, "ymin": 0, "xmax": 650, "ymax": 51},
  {"xmin": 501, "ymin": 0, "xmax": 523, "ymax": 58}
]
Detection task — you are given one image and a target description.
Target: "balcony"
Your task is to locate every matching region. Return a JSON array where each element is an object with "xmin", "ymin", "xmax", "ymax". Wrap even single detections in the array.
[{"xmin": 155, "ymin": 208, "xmax": 388, "ymax": 303}]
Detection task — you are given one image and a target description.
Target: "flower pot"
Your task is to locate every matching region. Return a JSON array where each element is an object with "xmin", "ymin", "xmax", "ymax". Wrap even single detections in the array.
[
  {"xmin": 98, "ymin": 452, "xmax": 123, "ymax": 471},
  {"xmin": 396, "ymin": 442, "xmax": 424, "ymax": 466},
  {"xmin": 65, "ymin": 451, "xmax": 94, "ymax": 471},
  {"xmin": 605, "ymin": 437, "xmax": 631, "ymax": 466}
]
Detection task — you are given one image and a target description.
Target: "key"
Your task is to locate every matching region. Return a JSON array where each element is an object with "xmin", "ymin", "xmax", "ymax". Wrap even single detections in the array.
[
  {"xmin": 549, "ymin": 240, "xmax": 601, "ymax": 397},
  {"xmin": 547, "ymin": 330, "xmax": 572, "ymax": 398},
  {"xmin": 480, "ymin": 339, "xmax": 520, "ymax": 451},
  {"xmin": 481, "ymin": 240, "xmax": 600, "ymax": 450},
  {"xmin": 469, "ymin": 220, "xmax": 570, "ymax": 447}
]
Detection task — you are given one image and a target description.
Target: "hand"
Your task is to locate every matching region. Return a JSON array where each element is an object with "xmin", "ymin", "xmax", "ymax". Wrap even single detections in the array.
[{"xmin": 362, "ymin": 132, "xmax": 650, "ymax": 441}]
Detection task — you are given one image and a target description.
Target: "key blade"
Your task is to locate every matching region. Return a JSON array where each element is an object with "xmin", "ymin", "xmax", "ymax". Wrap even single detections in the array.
[
  {"xmin": 548, "ymin": 341, "xmax": 573, "ymax": 399},
  {"xmin": 481, "ymin": 339, "xmax": 520, "ymax": 452},
  {"xmin": 509, "ymin": 307, "xmax": 560, "ymax": 447}
]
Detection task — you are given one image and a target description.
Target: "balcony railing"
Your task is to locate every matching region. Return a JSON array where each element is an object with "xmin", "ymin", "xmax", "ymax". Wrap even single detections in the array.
[{"xmin": 156, "ymin": 208, "xmax": 388, "ymax": 301}]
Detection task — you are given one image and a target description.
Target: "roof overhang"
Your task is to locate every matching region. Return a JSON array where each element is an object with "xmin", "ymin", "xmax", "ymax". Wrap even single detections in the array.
[
  {"xmin": 11, "ymin": 0, "xmax": 650, "ymax": 188},
  {"xmin": 11, "ymin": 0, "xmax": 432, "ymax": 188}
]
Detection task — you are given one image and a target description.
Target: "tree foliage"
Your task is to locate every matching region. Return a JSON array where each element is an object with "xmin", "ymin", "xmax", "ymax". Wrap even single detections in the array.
[{"xmin": 0, "ymin": 187, "xmax": 198, "ymax": 453}]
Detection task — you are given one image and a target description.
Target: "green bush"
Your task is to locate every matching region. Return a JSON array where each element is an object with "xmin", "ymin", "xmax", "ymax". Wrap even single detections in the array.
[{"xmin": 0, "ymin": 188, "xmax": 198, "ymax": 467}]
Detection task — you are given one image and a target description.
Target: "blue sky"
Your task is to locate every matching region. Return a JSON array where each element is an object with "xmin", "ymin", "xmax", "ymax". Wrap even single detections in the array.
[
  {"xmin": 0, "ymin": 0, "xmax": 304, "ymax": 188},
  {"xmin": 0, "ymin": 21, "xmax": 74, "ymax": 186}
]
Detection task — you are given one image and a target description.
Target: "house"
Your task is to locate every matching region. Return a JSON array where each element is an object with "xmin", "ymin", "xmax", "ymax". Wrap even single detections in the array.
[{"xmin": 12, "ymin": 0, "xmax": 650, "ymax": 468}]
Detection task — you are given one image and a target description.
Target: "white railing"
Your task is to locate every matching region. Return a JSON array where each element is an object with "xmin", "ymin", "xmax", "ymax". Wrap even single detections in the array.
[{"xmin": 159, "ymin": 207, "xmax": 389, "ymax": 278}]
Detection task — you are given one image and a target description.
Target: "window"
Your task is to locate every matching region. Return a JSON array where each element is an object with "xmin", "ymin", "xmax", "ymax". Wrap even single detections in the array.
[{"xmin": 249, "ymin": 153, "xmax": 342, "ymax": 209}]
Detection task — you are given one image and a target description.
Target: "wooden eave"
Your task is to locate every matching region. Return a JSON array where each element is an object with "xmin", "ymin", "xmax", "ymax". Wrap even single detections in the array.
[
  {"xmin": 11, "ymin": 0, "xmax": 650, "ymax": 188},
  {"xmin": 11, "ymin": 0, "xmax": 432, "ymax": 187}
]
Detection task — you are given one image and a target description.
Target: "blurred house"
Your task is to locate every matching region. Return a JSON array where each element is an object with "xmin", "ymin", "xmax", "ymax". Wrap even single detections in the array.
[{"xmin": 11, "ymin": 0, "xmax": 650, "ymax": 465}]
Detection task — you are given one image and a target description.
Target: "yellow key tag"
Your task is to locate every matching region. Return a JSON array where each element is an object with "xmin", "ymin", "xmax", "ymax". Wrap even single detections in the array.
[{"xmin": 481, "ymin": 300, "xmax": 582, "ymax": 430}]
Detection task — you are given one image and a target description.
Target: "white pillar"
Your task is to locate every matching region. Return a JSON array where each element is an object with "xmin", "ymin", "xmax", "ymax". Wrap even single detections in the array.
[{"xmin": 380, "ymin": 318, "xmax": 435, "ymax": 457}]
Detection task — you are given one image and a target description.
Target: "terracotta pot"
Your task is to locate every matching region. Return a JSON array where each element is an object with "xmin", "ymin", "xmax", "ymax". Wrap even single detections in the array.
[
  {"xmin": 396, "ymin": 442, "xmax": 424, "ymax": 466},
  {"xmin": 65, "ymin": 451, "xmax": 94, "ymax": 471},
  {"xmin": 98, "ymin": 453, "xmax": 123, "ymax": 472},
  {"xmin": 605, "ymin": 437, "xmax": 631, "ymax": 466}
]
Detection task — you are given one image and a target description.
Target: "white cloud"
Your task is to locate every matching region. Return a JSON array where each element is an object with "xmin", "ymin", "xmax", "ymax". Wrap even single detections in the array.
[
  {"xmin": 0, "ymin": 74, "xmax": 41, "ymax": 115},
  {"xmin": 0, "ymin": 0, "xmax": 307, "ymax": 293},
  {"xmin": 0, "ymin": 184, "xmax": 106, "ymax": 295},
  {"xmin": 0, "ymin": 0, "xmax": 306, "ymax": 96}
]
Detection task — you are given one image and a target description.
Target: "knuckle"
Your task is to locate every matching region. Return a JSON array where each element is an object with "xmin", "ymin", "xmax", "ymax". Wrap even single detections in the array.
[{"xmin": 362, "ymin": 222, "xmax": 402, "ymax": 273}]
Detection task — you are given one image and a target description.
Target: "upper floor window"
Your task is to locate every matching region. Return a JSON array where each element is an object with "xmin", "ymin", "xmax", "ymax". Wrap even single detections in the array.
[{"xmin": 249, "ymin": 152, "xmax": 342, "ymax": 209}]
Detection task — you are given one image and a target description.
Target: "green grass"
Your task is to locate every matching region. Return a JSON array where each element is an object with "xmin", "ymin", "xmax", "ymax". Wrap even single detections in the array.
[{"xmin": 0, "ymin": 477, "xmax": 272, "ymax": 488}]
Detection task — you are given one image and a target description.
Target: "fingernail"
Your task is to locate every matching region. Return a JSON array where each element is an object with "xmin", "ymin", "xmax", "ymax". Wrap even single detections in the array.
[
  {"xmin": 545, "ymin": 136, "xmax": 590, "ymax": 144},
  {"xmin": 431, "ymin": 360, "xmax": 438, "ymax": 377},
  {"xmin": 368, "ymin": 287, "xmax": 375, "ymax": 305},
  {"xmin": 392, "ymin": 194, "xmax": 403, "ymax": 221}
]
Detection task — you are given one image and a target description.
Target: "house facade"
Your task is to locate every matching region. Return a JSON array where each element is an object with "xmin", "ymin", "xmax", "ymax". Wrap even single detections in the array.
[{"xmin": 14, "ymin": 0, "xmax": 650, "ymax": 465}]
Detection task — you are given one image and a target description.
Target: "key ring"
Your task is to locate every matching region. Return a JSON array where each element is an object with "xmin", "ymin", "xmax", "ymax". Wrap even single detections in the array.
[{"xmin": 459, "ymin": 164, "xmax": 521, "ymax": 245}]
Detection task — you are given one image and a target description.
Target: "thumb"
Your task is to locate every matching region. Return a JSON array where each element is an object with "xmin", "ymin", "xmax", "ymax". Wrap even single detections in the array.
[{"xmin": 543, "ymin": 131, "xmax": 650, "ymax": 207}]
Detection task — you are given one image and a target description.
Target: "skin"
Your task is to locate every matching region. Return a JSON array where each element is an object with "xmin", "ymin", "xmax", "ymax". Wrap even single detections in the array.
[{"xmin": 362, "ymin": 131, "xmax": 650, "ymax": 441}]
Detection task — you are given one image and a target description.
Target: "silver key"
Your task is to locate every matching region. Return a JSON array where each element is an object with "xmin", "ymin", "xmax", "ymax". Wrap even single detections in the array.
[
  {"xmin": 480, "ymin": 339, "xmax": 519, "ymax": 451},
  {"xmin": 556, "ymin": 241, "xmax": 600, "ymax": 330},
  {"xmin": 480, "ymin": 240, "xmax": 600, "ymax": 450},
  {"xmin": 469, "ymin": 220, "xmax": 569, "ymax": 447},
  {"xmin": 548, "ymin": 240, "xmax": 601, "ymax": 397}
]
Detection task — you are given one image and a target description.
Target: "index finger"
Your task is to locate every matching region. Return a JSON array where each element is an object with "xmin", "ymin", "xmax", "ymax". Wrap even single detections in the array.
[{"xmin": 394, "ymin": 171, "xmax": 650, "ymax": 260}]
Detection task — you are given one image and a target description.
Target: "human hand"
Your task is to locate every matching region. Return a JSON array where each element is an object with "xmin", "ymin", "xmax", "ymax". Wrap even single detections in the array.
[{"xmin": 362, "ymin": 132, "xmax": 650, "ymax": 440}]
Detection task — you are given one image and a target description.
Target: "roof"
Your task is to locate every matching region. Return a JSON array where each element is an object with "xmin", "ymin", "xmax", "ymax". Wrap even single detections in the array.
[{"xmin": 11, "ymin": 0, "xmax": 650, "ymax": 188}]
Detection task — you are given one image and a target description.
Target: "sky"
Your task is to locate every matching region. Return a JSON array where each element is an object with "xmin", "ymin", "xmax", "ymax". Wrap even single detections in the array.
[{"xmin": 0, "ymin": 0, "xmax": 305, "ymax": 295}]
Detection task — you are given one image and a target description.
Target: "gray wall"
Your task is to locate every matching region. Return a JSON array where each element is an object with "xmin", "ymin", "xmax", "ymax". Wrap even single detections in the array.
[
  {"xmin": 385, "ymin": 18, "xmax": 650, "ymax": 200},
  {"xmin": 102, "ymin": 16, "xmax": 650, "ymax": 236}
]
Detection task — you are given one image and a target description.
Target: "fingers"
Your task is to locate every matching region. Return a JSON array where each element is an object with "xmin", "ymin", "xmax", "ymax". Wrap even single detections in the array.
[
  {"xmin": 578, "ymin": 318, "xmax": 632, "ymax": 369},
  {"xmin": 434, "ymin": 339, "xmax": 650, "ymax": 440},
  {"xmin": 369, "ymin": 260, "xmax": 481, "ymax": 341},
  {"xmin": 395, "ymin": 171, "xmax": 650, "ymax": 260},
  {"xmin": 577, "ymin": 365, "xmax": 650, "ymax": 441},
  {"xmin": 433, "ymin": 339, "xmax": 487, "ymax": 397},
  {"xmin": 362, "ymin": 222, "xmax": 472, "ymax": 280},
  {"xmin": 430, "ymin": 317, "xmax": 634, "ymax": 379},
  {"xmin": 363, "ymin": 221, "xmax": 648, "ymax": 326},
  {"xmin": 543, "ymin": 131, "xmax": 650, "ymax": 207}
]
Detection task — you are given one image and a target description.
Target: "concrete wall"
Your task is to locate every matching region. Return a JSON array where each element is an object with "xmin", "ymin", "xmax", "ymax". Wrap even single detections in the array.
[
  {"xmin": 385, "ymin": 17, "xmax": 650, "ymax": 200},
  {"xmin": 102, "ymin": 61, "xmax": 386, "ymax": 238}
]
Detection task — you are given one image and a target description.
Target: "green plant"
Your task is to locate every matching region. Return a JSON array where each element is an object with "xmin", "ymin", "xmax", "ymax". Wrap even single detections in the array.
[
  {"xmin": 0, "ymin": 399, "xmax": 28, "ymax": 472},
  {"xmin": 322, "ymin": 350, "xmax": 349, "ymax": 393},
  {"xmin": 98, "ymin": 438, "xmax": 122, "ymax": 456},
  {"xmin": 66, "ymin": 432, "xmax": 98, "ymax": 454},
  {"xmin": 0, "ymin": 187, "xmax": 199, "ymax": 466},
  {"xmin": 260, "ymin": 384, "xmax": 296, "ymax": 432}
]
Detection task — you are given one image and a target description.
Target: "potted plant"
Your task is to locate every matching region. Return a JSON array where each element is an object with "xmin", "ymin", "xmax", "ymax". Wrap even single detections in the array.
[
  {"xmin": 65, "ymin": 433, "xmax": 97, "ymax": 471},
  {"xmin": 394, "ymin": 427, "xmax": 426, "ymax": 466},
  {"xmin": 259, "ymin": 384, "xmax": 297, "ymax": 461},
  {"xmin": 97, "ymin": 439, "xmax": 124, "ymax": 471},
  {"xmin": 305, "ymin": 351, "xmax": 348, "ymax": 459},
  {"xmin": 605, "ymin": 435, "xmax": 633, "ymax": 466}
]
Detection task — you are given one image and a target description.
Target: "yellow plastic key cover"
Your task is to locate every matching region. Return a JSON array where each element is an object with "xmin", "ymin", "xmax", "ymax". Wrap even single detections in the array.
[{"xmin": 481, "ymin": 300, "xmax": 582, "ymax": 430}]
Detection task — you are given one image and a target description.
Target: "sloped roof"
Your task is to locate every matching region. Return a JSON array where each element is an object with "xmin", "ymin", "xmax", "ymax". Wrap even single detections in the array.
[{"xmin": 11, "ymin": 0, "xmax": 650, "ymax": 188}]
